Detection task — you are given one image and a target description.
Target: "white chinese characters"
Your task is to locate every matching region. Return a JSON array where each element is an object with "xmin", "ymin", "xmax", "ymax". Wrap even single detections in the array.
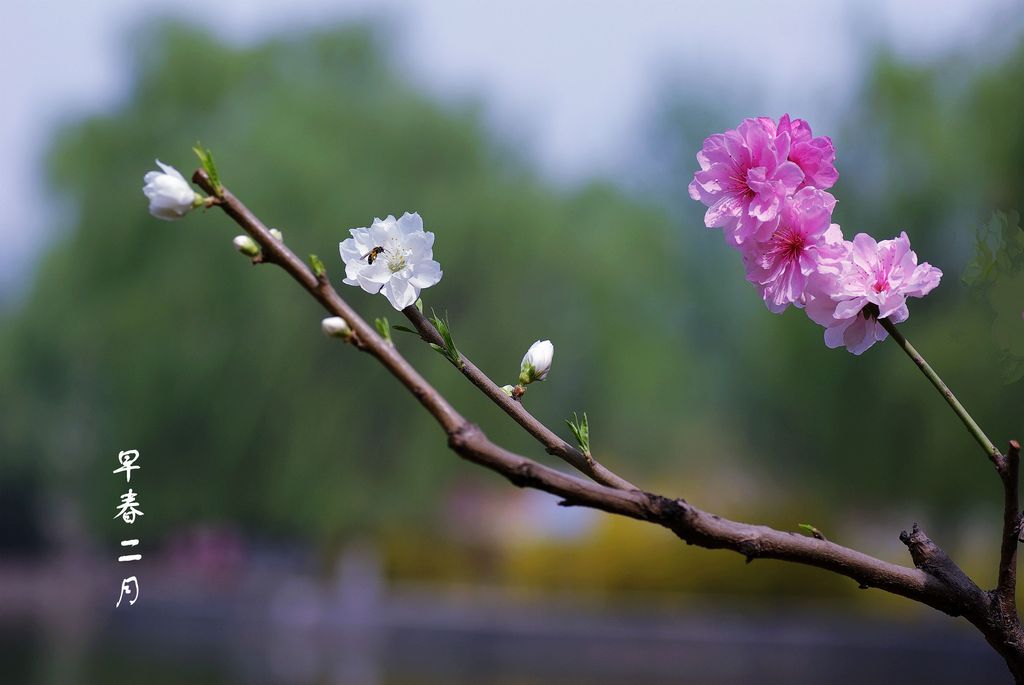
[{"xmin": 113, "ymin": 449, "xmax": 144, "ymax": 607}]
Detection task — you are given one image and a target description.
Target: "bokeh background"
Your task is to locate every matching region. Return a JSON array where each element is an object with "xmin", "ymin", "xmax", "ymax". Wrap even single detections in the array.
[{"xmin": 3, "ymin": 1, "xmax": 1024, "ymax": 683}]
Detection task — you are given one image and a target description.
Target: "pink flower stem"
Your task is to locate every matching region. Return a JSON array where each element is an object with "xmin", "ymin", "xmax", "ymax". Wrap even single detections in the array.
[{"xmin": 880, "ymin": 317, "xmax": 1002, "ymax": 464}]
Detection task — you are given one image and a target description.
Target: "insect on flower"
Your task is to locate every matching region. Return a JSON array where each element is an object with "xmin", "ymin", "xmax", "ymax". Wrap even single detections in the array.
[
  {"xmin": 340, "ymin": 213, "xmax": 443, "ymax": 311},
  {"xmin": 361, "ymin": 246, "xmax": 385, "ymax": 265}
]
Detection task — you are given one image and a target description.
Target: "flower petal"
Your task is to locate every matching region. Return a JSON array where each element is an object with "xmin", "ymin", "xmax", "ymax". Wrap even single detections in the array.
[
  {"xmin": 382, "ymin": 276, "xmax": 418, "ymax": 310},
  {"xmin": 409, "ymin": 259, "xmax": 442, "ymax": 289}
]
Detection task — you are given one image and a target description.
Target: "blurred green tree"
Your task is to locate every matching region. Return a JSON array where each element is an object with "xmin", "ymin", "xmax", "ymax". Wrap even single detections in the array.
[
  {"xmin": 4, "ymin": 18, "xmax": 1024, "ymax": 574},
  {"xmin": 0, "ymin": 21, "xmax": 693, "ymax": 544}
]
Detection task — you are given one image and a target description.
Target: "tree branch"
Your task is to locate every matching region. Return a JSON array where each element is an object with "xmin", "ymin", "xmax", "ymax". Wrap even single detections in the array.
[
  {"xmin": 402, "ymin": 306, "xmax": 637, "ymax": 490},
  {"xmin": 192, "ymin": 169, "xmax": 1024, "ymax": 681},
  {"xmin": 996, "ymin": 440, "xmax": 1022, "ymax": 616}
]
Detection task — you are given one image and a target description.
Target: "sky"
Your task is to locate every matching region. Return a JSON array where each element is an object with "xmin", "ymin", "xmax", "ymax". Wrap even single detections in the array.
[{"xmin": 1, "ymin": 0, "xmax": 1018, "ymax": 303}]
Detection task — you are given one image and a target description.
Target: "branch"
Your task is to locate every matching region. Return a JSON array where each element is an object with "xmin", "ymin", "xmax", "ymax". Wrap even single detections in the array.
[
  {"xmin": 899, "ymin": 523, "xmax": 988, "ymax": 610},
  {"xmin": 194, "ymin": 170, "xmax": 465, "ymax": 436},
  {"xmin": 450, "ymin": 422, "xmax": 973, "ymax": 616},
  {"xmin": 880, "ymin": 318, "xmax": 1023, "ymax": 637},
  {"xmin": 996, "ymin": 440, "xmax": 1022, "ymax": 617},
  {"xmin": 192, "ymin": 169, "xmax": 1019, "ymax": 670},
  {"xmin": 402, "ymin": 306, "xmax": 637, "ymax": 491}
]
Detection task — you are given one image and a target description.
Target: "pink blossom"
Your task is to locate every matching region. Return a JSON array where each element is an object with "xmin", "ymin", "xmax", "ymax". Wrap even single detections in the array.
[
  {"xmin": 805, "ymin": 232, "xmax": 942, "ymax": 355},
  {"xmin": 688, "ymin": 118, "xmax": 804, "ymax": 246},
  {"xmin": 741, "ymin": 187, "xmax": 839, "ymax": 313},
  {"xmin": 771, "ymin": 114, "xmax": 839, "ymax": 191}
]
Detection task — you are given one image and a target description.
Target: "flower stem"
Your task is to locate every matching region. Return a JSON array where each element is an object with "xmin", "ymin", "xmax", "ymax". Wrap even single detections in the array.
[{"xmin": 880, "ymin": 317, "xmax": 1001, "ymax": 463}]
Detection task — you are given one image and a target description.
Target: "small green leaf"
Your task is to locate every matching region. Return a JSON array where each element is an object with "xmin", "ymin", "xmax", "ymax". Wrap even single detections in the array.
[
  {"xmin": 374, "ymin": 317, "xmax": 392, "ymax": 344},
  {"xmin": 309, "ymin": 254, "xmax": 326, "ymax": 278},
  {"xmin": 415, "ymin": 298, "xmax": 424, "ymax": 314},
  {"xmin": 798, "ymin": 523, "xmax": 825, "ymax": 540},
  {"xmin": 428, "ymin": 309, "xmax": 462, "ymax": 369},
  {"xmin": 192, "ymin": 142, "xmax": 223, "ymax": 196},
  {"xmin": 565, "ymin": 412, "xmax": 591, "ymax": 457},
  {"xmin": 392, "ymin": 324, "xmax": 420, "ymax": 335}
]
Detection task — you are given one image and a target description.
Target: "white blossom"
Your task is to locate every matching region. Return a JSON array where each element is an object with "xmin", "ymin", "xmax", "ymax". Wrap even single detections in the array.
[
  {"xmin": 143, "ymin": 160, "xmax": 199, "ymax": 221},
  {"xmin": 519, "ymin": 340, "xmax": 554, "ymax": 384},
  {"xmin": 321, "ymin": 316, "xmax": 352, "ymax": 339},
  {"xmin": 339, "ymin": 213, "xmax": 442, "ymax": 310},
  {"xmin": 232, "ymin": 235, "xmax": 260, "ymax": 257}
]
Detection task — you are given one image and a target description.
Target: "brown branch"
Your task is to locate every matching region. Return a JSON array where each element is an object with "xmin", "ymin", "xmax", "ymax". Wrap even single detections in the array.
[
  {"xmin": 996, "ymin": 441, "xmax": 1022, "ymax": 618},
  {"xmin": 193, "ymin": 169, "xmax": 1024, "ymax": 681},
  {"xmin": 402, "ymin": 306, "xmax": 637, "ymax": 491}
]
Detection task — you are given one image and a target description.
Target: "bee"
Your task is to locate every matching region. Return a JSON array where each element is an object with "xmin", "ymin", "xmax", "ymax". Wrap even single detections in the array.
[{"xmin": 361, "ymin": 246, "xmax": 385, "ymax": 265}]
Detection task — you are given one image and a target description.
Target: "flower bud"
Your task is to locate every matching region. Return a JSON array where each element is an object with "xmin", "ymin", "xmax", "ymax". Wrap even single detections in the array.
[
  {"xmin": 321, "ymin": 316, "xmax": 352, "ymax": 340},
  {"xmin": 232, "ymin": 235, "xmax": 260, "ymax": 257},
  {"xmin": 519, "ymin": 340, "xmax": 553, "ymax": 385},
  {"xmin": 500, "ymin": 385, "xmax": 515, "ymax": 397},
  {"xmin": 269, "ymin": 228, "xmax": 283, "ymax": 241},
  {"xmin": 143, "ymin": 160, "xmax": 200, "ymax": 221}
]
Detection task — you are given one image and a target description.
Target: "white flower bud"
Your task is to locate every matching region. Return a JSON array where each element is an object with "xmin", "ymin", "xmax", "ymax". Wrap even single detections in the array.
[
  {"xmin": 519, "ymin": 339, "xmax": 553, "ymax": 384},
  {"xmin": 232, "ymin": 235, "xmax": 260, "ymax": 257},
  {"xmin": 143, "ymin": 160, "xmax": 200, "ymax": 221},
  {"xmin": 321, "ymin": 316, "xmax": 352, "ymax": 339},
  {"xmin": 269, "ymin": 228, "xmax": 283, "ymax": 241}
]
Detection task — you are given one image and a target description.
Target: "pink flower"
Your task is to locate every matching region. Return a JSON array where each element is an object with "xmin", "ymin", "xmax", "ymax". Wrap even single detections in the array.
[
  {"xmin": 688, "ymin": 118, "xmax": 804, "ymax": 246},
  {"xmin": 805, "ymin": 232, "xmax": 942, "ymax": 355},
  {"xmin": 771, "ymin": 114, "xmax": 838, "ymax": 191},
  {"xmin": 741, "ymin": 187, "xmax": 838, "ymax": 312}
]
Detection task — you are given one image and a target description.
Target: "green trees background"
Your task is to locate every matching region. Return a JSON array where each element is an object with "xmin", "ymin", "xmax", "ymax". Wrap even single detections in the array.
[{"xmin": 2, "ymin": 21, "xmax": 1024, "ymax": 592}]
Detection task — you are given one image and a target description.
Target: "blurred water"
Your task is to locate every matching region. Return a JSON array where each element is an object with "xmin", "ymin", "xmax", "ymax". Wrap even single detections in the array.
[{"xmin": 3, "ymin": 591, "xmax": 1009, "ymax": 685}]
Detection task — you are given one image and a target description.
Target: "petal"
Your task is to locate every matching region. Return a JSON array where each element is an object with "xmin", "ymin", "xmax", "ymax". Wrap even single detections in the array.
[
  {"xmin": 704, "ymin": 195, "xmax": 743, "ymax": 229},
  {"xmin": 355, "ymin": 260, "xmax": 391, "ymax": 292},
  {"xmin": 843, "ymin": 316, "xmax": 876, "ymax": 355},
  {"xmin": 396, "ymin": 212, "xmax": 424, "ymax": 236},
  {"xmin": 834, "ymin": 297, "xmax": 868, "ymax": 319},
  {"xmin": 771, "ymin": 161, "xmax": 804, "ymax": 192},
  {"xmin": 404, "ymin": 231, "xmax": 435, "ymax": 261},
  {"xmin": 851, "ymin": 233, "xmax": 878, "ymax": 272},
  {"xmin": 887, "ymin": 304, "xmax": 910, "ymax": 324},
  {"xmin": 409, "ymin": 259, "xmax": 442, "ymax": 289},
  {"xmin": 370, "ymin": 216, "xmax": 397, "ymax": 245},
  {"xmin": 382, "ymin": 276, "xmax": 417, "ymax": 310},
  {"xmin": 748, "ymin": 192, "xmax": 780, "ymax": 222},
  {"xmin": 155, "ymin": 160, "xmax": 187, "ymax": 182},
  {"xmin": 340, "ymin": 236, "xmax": 365, "ymax": 264},
  {"xmin": 877, "ymin": 292, "xmax": 907, "ymax": 320},
  {"xmin": 805, "ymin": 292, "xmax": 837, "ymax": 326},
  {"xmin": 824, "ymin": 320, "xmax": 853, "ymax": 348},
  {"xmin": 902, "ymin": 263, "xmax": 943, "ymax": 298},
  {"xmin": 688, "ymin": 179, "xmax": 703, "ymax": 202}
]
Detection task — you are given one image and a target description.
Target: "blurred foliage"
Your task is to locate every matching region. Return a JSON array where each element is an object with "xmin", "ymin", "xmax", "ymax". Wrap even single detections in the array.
[
  {"xmin": 963, "ymin": 211, "xmax": 1024, "ymax": 381},
  {"xmin": 0, "ymin": 21, "xmax": 690, "ymax": 544},
  {"xmin": 3, "ymin": 18, "xmax": 1024, "ymax": 598}
]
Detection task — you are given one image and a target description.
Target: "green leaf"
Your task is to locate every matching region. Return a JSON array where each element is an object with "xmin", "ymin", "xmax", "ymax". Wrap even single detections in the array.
[
  {"xmin": 308, "ymin": 253, "xmax": 326, "ymax": 278},
  {"xmin": 565, "ymin": 411, "xmax": 591, "ymax": 457},
  {"xmin": 798, "ymin": 523, "xmax": 825, "ymax": 540},
  {"xmin": 192, "ymin": 142, "xmax": 223, "ymax": 196},
  {"xmin": 428, "ymin": 309, "xmax": 462, "ymax": 369},
  {"xmin": 392, "ymin": 324, "xmax": 420, "ymax": 335},
  {"xmin": 374, "ymin": 317, "xmax": 392, "ymax": 344}
]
